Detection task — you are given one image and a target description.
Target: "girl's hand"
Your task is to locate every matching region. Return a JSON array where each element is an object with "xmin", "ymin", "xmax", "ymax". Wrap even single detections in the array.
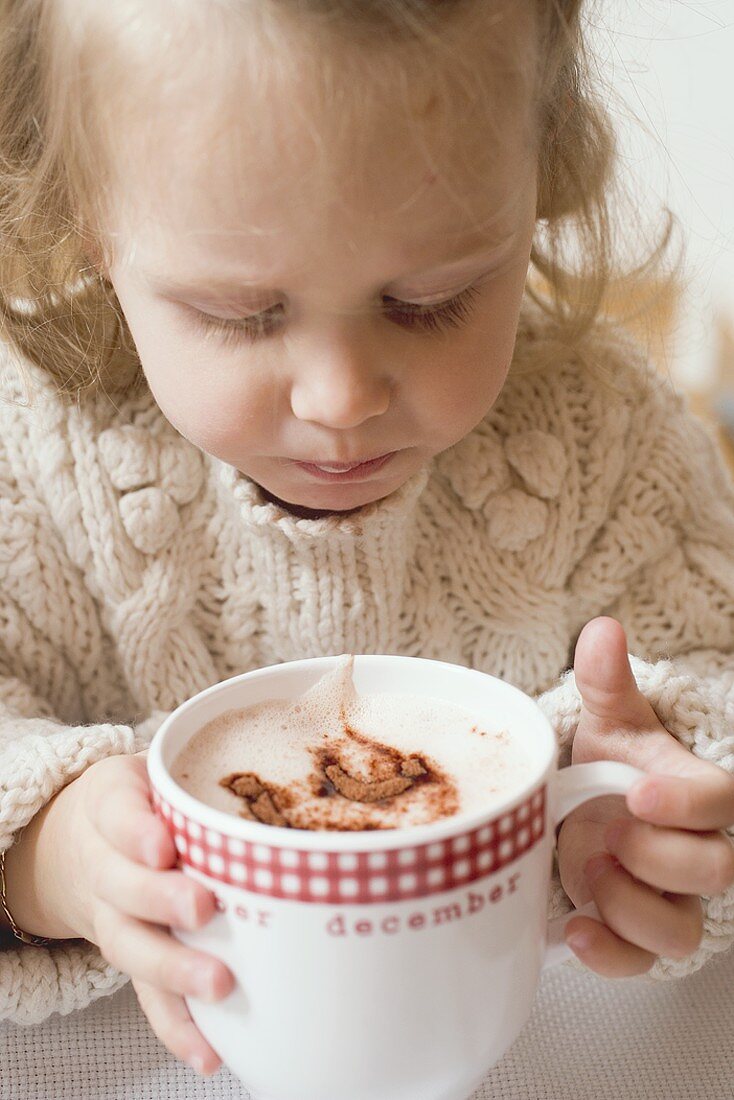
[
  {"xmin": 50, "ymin": 751, "xmax": 234, "ymax": 1076},
  {"xmin": 557, "ymin": 617, "xmax": 734, "ymax": 976}
]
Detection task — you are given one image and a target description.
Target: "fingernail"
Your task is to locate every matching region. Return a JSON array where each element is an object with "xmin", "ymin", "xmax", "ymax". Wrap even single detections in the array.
[
  {"xmin": 177, "ymin": 895, "xmax": 198, "ymax": 928},
  {"xmin": 605, "ymin": 821, "xmax": 625, "ymax": 851},
  {"xmin": 142, "ymin": 836, "xmax": 160, "ymax": 867},
  {"xmin": 189, "ymin": 1054, "xmax": 206, "ymax": 1075},
  {"xmin": 566, "ymin": 930, "xmax": 592, "ymax": 953},
  {"xmin": 195, "ymin": 970, "xmax": 218, "ymax": 1002},
  {"xmin": 585, "ymin": 853, "xmax": 614, "ymax": 884},
  {"xmin": 632, "ymin": 781, "xmax": 658, "ymax": 814}
]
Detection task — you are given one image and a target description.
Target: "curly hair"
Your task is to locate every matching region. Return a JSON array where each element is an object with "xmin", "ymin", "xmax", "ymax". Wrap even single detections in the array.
[{"xmin": 0, "ymin": 0, "xmax": 669, "ymax": 402}]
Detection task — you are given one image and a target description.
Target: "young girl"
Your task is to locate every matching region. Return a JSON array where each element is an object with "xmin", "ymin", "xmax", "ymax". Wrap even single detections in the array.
[{"xmin": 1, "ymin": 0, "xmax": 733, "ymax": 1081}]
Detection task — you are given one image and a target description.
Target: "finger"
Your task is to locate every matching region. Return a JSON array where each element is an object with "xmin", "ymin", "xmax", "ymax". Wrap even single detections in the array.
[
  {"xmin": 94, "ymin": 845, "xmax": 218, "ymax": 932},
  {"xmin": 574, "ymin": 618, "xmax": 662, "ymax": 735},
  {"xmin": 94, "ymin": 898, "xmax": 235, "ymax": 1003},
  {"xmin": 133, "ymin": 978, "xmax": 223, "ymax": 1076},
  {"xmin": 89, "ymin": 757, "xmax": 177, "ymax": 869},
  {"xmin": 556, "ymin": 801, "xmax": 626, "ymax": 907},
  {"xmin": 584, "ymin": 853, "xmax": 703, "ymax": 960},
  {"xmin": 564, "ymin": 916, "xmax": 657, "ymax": 978},
  {"xmin": 606, "ymin": 818, "xmax": 734, "ymax": 897},
  {"xmin": 628, "ymin": 771, "xmax": 734, "ymax": 832}
]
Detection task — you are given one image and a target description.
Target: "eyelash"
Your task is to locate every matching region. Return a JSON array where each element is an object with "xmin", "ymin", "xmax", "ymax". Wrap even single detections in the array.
[{"xmin": 188, "ymin": 283, "xmax": 482, "ymax": 347}]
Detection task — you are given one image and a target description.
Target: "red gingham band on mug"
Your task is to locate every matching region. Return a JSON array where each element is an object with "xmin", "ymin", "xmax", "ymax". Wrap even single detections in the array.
[{"xmin": 152, "ymin": 786, "xmax": 546, "ymax": 905}]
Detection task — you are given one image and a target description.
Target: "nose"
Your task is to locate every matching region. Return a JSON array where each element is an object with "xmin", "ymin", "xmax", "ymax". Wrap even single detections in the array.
[{"xmin": 289, "ymin": 330, "xmax": 392, "ymax": 430}]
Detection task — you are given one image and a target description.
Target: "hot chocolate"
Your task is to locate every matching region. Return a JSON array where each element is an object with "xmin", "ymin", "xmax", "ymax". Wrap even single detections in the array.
[{"xmin": 170, "ymin": 657, "xmax": 530, "ymax": 831}]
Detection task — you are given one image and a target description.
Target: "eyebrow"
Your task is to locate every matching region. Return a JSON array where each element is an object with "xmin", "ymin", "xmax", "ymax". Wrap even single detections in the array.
[{"xmin": 145, "ymin": 235, "xmax": 517, "ymax": 302}]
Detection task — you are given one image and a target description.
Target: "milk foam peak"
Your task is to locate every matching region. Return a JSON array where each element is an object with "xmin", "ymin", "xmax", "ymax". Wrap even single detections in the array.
[{"xmin": 170, "ymin": 657, "xmax": 530, "ymax": 831}]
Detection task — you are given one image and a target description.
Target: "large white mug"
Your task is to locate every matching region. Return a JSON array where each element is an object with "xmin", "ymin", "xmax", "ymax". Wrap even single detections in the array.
[{"xmin": 147, "ymin": 654, "xmax": 643, "ymax": 1100}]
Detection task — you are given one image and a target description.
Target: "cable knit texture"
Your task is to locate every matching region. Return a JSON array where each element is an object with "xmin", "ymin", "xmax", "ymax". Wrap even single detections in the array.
[{"xmin": 1, "ymin": 299, "xmax": 733, "ymax": 1025}]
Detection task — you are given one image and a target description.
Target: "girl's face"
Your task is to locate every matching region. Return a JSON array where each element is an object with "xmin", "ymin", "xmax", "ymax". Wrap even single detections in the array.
[{"xmin": 104, "ymin": 10, "xmax": 538, "ymax": 515}]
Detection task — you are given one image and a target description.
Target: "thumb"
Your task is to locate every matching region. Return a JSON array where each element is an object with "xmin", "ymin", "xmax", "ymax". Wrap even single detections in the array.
[
  {"xmin": 573, "ymin": 619, "xmax": 734, "ymax": 825},
  {"xmin": 573, "ymin": 617, "xmax": 663, "ymax": 747}
]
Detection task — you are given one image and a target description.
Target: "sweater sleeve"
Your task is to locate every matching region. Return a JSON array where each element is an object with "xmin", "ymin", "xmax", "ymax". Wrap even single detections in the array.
[
  {"xmin": 0, "ymin": 366, "xmax": 172, "ymax": 1024},
  {"xmin": 0, "ymin": 673, "xmax": 151, "ymax": 1025},
  {"xmin": 537, "ymin": 374, "xmax": 734, "ymax": 980}
]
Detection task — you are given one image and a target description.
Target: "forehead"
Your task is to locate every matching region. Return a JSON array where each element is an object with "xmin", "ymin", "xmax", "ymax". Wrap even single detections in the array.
[{"xmin": 93, "ymin": 2, "xmax": 539, "ymax": 269}]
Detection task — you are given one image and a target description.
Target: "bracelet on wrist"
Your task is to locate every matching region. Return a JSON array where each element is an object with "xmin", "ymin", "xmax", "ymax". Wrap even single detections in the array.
[{"xmin": 0, "ymin": 848, "xmax": 52, "ymax": 947}]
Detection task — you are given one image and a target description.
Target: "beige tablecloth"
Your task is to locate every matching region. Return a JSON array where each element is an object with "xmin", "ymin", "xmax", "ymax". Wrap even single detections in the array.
[{"xmin": 2, "ymin": 946, "xmax": 733, "ymax": 1099}]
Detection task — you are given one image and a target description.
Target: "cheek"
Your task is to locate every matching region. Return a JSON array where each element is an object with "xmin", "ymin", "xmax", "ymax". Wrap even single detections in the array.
[
  {"xmin": 141, "ymin": 349, "xmax": 243, "ymax": 450},
  {"xmin": 413, "ymin": 294, "xmax": 521, "ymax": 443},
  {"xmin": 416, "ymin": 350, "xmax": 508, "ymax": 443},
  {"xmin": 118, "ymin": 300, "xmax": 277, "ymax": 457},
  {"xmin": 154, "ymin": 365, "xmax": 279, "ymax": 461}
]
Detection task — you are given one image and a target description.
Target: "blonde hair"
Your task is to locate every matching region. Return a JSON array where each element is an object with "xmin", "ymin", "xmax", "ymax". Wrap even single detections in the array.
[{"xmin": 0, "ymin": 0, "xmax": 667, "ymax": 402}]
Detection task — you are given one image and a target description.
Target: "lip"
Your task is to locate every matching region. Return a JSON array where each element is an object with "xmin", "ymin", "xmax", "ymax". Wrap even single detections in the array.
[{"xmin": 293, "ymin": 451, "xmax": 397, "ymax": 482}]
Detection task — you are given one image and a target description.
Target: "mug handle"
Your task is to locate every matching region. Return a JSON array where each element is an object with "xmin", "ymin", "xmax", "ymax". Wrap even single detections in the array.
[{"xmin": 543, "ymin": 761, "xmax": 646, "ymax": 970}]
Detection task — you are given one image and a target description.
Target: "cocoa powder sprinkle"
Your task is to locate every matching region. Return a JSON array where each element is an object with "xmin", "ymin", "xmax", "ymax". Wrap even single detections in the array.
[
  {"xmin": 324, "ymin": 763, "xmax": 414, "ymax": 803},
  {"xmin": 400, "ymin": 756, "xmax": 427, "ymax": 778},
  {"xmin": 252, "ymin": 790, "xmax": 289, "ymax": 827},
  {"xmin": 223, "ymin": 771, "xmax": 290, "ymax": 826},
  {"xmin": 220, "ymin": 772, "xmax": 262, "ymax": 798}
]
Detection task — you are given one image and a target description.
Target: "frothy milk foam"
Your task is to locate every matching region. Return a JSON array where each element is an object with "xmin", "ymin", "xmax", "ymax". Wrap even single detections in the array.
[{"xmin": 171, "ymin": 657, "xmax": 532, "ymax": 831}]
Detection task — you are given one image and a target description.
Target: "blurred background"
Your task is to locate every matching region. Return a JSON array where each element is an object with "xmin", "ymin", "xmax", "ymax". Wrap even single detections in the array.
[{"xmin": 588, "ymin": 0, "xmax": 734, "ymax": 472}]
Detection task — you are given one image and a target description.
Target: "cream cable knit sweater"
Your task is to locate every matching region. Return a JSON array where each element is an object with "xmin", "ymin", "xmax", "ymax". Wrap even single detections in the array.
[{"xmin": 1, "ymin": 301, "xmax": 733, "ymax": 1027}]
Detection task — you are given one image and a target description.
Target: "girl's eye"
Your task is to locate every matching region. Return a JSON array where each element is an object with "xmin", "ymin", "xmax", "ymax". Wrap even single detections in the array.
[
  {"xmin": 187, "ymin": 283, "xmax": 482, "ymax": 347},
  {"xmin": 190, "ymin": 304, "xmax": 285, "ymax": 345},
  {"xmin": 382, "ymin": 284, "xmax": 481, "ymax": 334}
]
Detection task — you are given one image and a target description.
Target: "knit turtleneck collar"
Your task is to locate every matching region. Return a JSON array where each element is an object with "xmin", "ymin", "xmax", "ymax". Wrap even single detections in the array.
[
  {"xmin": 209, "ymin": 460, "xmax": 431, "ymax": 657},
  {"xmin": 214, "ymin": 460, "xmax": 431, "ymax": 544}
]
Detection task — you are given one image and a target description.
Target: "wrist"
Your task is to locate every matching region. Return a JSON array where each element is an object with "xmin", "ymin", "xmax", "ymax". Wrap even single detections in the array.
[
  {"xmin": 0, "ymin": 847, "xmax": 52, "ymax": 945},
  {"xmin": 2, "ymin": 782, "xmax": 84, "ymax": 942}
]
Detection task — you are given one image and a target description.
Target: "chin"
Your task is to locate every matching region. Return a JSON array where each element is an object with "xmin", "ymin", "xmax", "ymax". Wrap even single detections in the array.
[
  {"xmin": 256, "ymin": 472, "xmax": 409, "ymax": 516},
  {"xmin": 279, "ymin": 480, "xmax": 397, "ymax": 513},
  {"xmin": 237, "ymin": 449, "xmax": 425, "ymax": 517}
]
